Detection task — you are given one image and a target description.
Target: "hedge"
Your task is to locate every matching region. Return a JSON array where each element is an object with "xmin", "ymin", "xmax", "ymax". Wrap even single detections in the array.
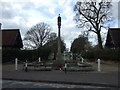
[
  {"xmin": 2, "ymin": 48, "xmax": 120, "ymax": 63},
  {"xmin": 81, "ymin": 48, "xmax": 120, "ymax": 61},
  {"xmin": 2, "ymin": 47, "xmax": 51, "ymax": 63}
]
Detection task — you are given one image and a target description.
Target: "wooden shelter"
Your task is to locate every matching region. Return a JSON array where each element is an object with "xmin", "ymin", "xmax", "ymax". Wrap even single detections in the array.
[
  {"xmin": 105, "ymin": 28, "xmax": 120, "ymax": 48},
  {"xmin": 2, "ymin": 29, "xmax": 23, "ymax": 49}
]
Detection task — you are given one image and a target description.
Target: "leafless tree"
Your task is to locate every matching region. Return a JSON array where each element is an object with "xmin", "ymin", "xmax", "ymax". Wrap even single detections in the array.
[
  {"xmin": 74, "ymin": 0, "xmax": 113, "ymax": 49},
  {"xmin": 24, "ymin": 22, "xmax": 51, "ymax": 49}
]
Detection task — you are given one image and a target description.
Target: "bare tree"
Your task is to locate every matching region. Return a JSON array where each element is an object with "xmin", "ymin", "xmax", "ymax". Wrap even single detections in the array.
[
  {"xmin": 24, "ymin": 22, "xmax": 51, "ymax": 49},
  {"xmin": 74, "ymin": 1, "xmax": 112, "ymax": 49}
]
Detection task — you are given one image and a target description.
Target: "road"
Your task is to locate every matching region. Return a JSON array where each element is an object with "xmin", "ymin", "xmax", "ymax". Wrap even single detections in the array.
[{"xmin": 2, "ymin": 80, "xmax": 114, "ymax": 89}]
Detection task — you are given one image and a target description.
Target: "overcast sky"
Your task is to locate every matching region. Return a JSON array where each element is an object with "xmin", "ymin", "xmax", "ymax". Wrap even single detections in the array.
[{"xmin": 0, "ymin": 0, "xmax": 119, "ymax": 49}]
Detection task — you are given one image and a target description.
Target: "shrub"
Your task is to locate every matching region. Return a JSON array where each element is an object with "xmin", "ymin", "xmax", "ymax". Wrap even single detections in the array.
[
  {"xmin": 2, "ymin": 47, "xmax": 51, "ymax": 63},
  {"xmin": 81, "ymin": 48, "xmax": 120, "ymax": 61}
]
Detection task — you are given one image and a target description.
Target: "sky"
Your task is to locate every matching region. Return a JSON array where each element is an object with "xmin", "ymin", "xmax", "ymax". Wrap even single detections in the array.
[{"xmin": 0, "ymin": 0, "xmax": 119, "ymax": 49}]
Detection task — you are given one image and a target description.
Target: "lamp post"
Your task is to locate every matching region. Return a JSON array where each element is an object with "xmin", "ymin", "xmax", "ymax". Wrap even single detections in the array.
[{"xmin": 0, "ymin": 23, "xmax": 2, "ymax": 30}]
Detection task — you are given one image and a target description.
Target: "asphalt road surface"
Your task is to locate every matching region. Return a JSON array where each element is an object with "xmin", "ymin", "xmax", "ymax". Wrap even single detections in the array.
[{"xmin": 2, "ymin": 80, "xmax": 118, "ymax": 89}]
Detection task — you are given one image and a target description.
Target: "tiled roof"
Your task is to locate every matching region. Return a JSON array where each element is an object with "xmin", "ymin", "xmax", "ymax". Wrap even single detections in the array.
[
  {"xmin": 105, "ymin": 28, "xmax": 120, "ymax": 48},
  {"xmin": 2, "ymin": 29, "xmax": 23, "ymax": 49}
]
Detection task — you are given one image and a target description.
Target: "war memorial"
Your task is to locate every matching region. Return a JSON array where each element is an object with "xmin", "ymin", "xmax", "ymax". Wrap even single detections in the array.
[
  {"xmin": 1, "ymin": 14, "xmax": 119, "ymax": 89},
  {"xmin": 1, "ymin": 1, "xmax": 120, "ymax": 89}
]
